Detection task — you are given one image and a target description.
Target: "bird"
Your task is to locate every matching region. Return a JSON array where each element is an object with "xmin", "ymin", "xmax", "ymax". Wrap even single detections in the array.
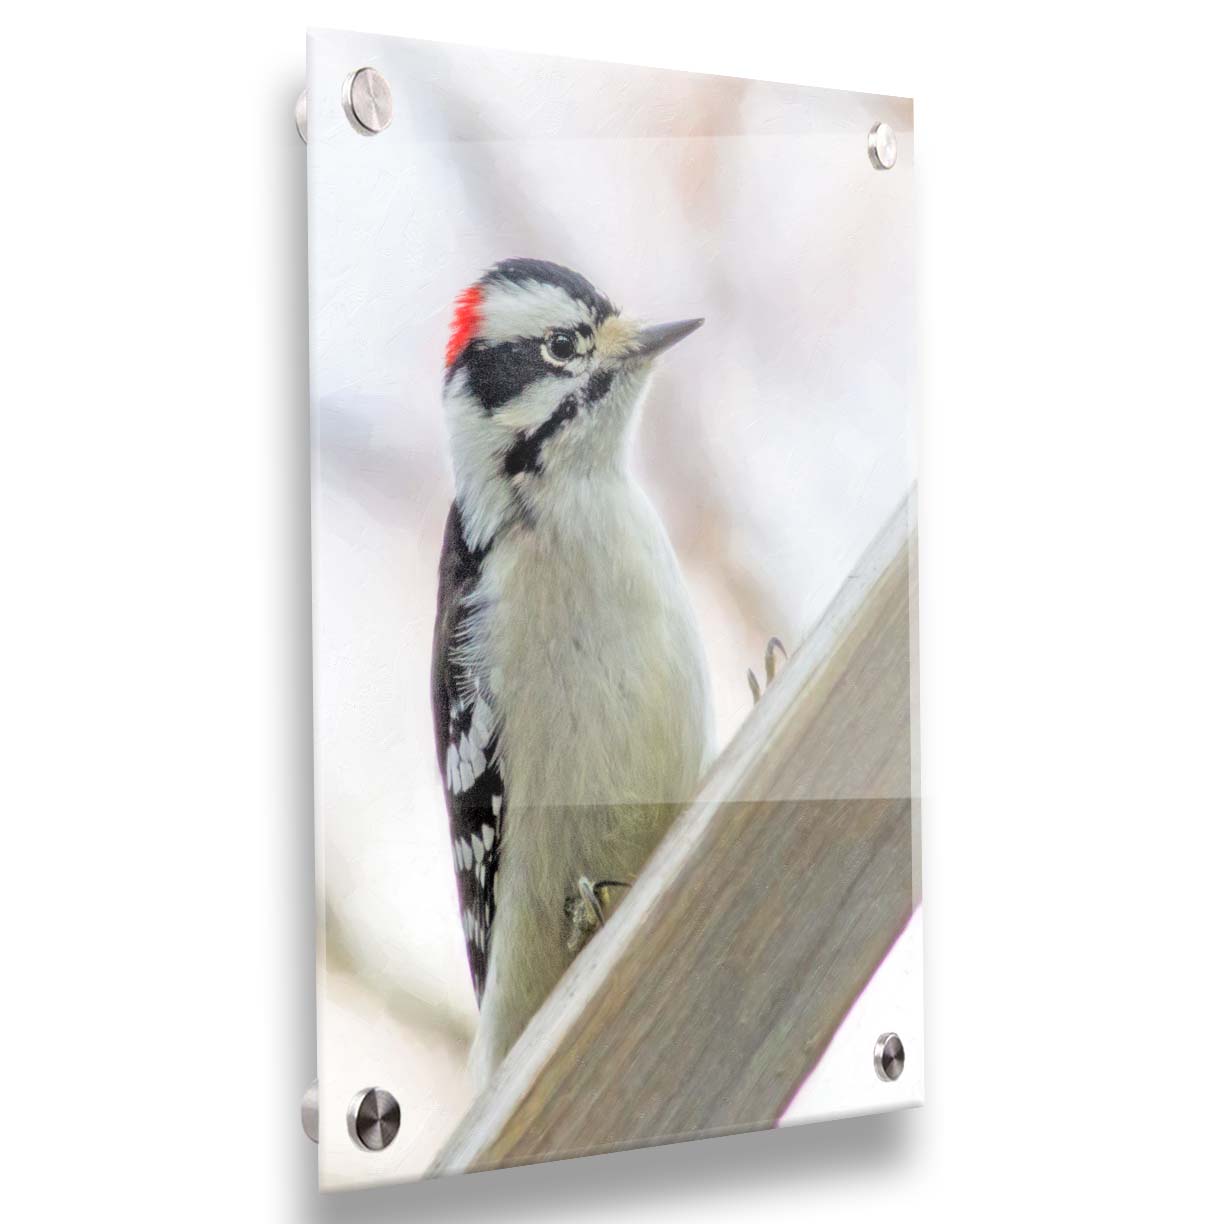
[{"xmin": 431, "ymin": 258, "xmax": 714, "ymax": 1086}]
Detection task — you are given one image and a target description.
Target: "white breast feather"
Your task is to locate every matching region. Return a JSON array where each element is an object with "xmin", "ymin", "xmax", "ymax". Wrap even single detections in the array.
[{"xmin": 467, "ymin": 474, "xmax": 712, "ymax": 1084}]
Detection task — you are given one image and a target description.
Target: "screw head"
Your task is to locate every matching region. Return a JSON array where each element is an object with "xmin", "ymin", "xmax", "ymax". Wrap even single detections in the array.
[
  {"xmin": 300, "ymin": 1079, "xmax": 319, "ymax": 1143},
  {"xmin": 342, "ymin": 67, "xmax": 393, "ymax": 137},
  {"xmin": 347, "ymin": 1087, "xmax": 400, "ymax": 1151},
  {"xmin": 874, "ymin": 1032, "xmax": 905, "ymax": 1080},
  {"xmin": 867, "ymin": 121, "xmax": 898, "ymax": 170},
  {"xmin": 294, "ymin": 91, "xmax": 308, "ymax": 144}
]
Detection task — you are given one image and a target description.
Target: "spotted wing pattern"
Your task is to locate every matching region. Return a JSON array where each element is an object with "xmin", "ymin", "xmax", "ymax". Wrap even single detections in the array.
[{"xmin": 431, "ymin": 502, "xmax": 503, "ymax": 1000}]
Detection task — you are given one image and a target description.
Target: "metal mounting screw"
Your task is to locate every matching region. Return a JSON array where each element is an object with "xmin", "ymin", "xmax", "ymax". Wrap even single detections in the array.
[
  {"xmin": 874, "ymin": 1032, "xmax": 905, "ymax": 1081},
  {"xmin": 867, "ymin": 121, "xmax": 898, "ymax": 170},
  {"xmin": 347, "ymin": 1087, "xmax": 401, "ymax": 1151},
  {"xmin": 294, "ymin": 91, "xmax": 308, "ymax": 144},
  {"xmin": 342, "ymin": 68, "xmax": 393, "ymax": 137},
  {"xmin": 301, "ymin": 1080, "xmax": 319, "ymax": 1142}
]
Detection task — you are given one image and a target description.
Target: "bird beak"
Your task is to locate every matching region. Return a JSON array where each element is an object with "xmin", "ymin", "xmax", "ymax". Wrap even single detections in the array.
[{"xmin": 630, "ymin": 317, "xmax": 704, "ymax": 360}]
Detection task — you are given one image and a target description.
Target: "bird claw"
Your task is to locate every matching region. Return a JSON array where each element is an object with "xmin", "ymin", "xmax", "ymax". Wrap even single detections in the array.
[
  {"xmin": 748, "ymin": 637, "xmax": 788, "ymax": 704},
  {"xmin": 765, "ymin": 636, "xmax": 787, "ymax": 682},
  {"xmin": 747, "ymin": 668, "xmax": 761, "ymax": 704},
  {"xmin": 564, "ymin": 876, "xmax": 631, "ymax": 952}
]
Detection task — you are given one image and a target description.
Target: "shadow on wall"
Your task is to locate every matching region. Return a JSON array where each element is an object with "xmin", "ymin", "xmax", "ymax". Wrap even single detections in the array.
[{"xmin": 295, "ymin": 1107, "xmax": 920, "ymax": 1222}]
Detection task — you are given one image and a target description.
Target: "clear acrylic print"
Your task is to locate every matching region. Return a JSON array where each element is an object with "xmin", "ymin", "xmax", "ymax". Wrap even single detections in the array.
[{"xmin": 307, "ymin": 28, "xmax": 921, "ymax": 1190}]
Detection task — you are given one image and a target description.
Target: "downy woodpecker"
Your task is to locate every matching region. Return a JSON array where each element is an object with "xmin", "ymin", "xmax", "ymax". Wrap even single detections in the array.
[{"xmin": 431, "ymin": 259, "xmax": 714, "ymax": 1085}]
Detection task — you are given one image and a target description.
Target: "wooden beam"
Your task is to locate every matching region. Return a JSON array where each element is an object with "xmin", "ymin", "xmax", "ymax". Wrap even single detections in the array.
[{"xmin": 430, "ymin": 493, "xmax": 919, "ymax": 1175}]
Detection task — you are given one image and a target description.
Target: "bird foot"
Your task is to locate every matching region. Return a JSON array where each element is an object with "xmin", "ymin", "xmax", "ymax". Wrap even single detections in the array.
[
  {"xmin": 564, "ymin": 876, "xmax": 632, "ymax": 952},
  {"xmin": 747, "ymin": 636, "xmax": 788, "ymax": 704}
]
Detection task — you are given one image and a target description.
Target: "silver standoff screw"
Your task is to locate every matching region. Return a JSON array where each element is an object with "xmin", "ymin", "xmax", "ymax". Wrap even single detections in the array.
[
  {"xmin": 874, "ymin": 1032, "xmax": 905, "ymax": 1081},
  {"xmin": 301, "ymin": 1079, "xmax": 319, "ymax": 1143},
  {"xmin": 294, "ymin": 91, "xmax": 308, "ymax": 144},
  {"xmin": 347, "ymin": 1087, "xmax": 401, "ymax": 1152},
  {"xmin": 867, "ymin": 121, "xmax": 898, "ymax": 170},
  {"xmin": 341, "ymin": 67, "xmax": 393, "ymax": 137}
]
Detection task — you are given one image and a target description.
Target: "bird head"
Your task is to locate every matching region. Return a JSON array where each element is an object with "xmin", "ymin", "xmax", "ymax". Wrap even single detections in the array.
[{"xmin": 441, "ymin": 258, "xmax": 702, "ymax": 548}]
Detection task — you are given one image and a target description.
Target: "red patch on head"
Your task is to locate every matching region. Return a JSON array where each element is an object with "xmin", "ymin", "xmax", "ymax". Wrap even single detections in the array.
[{"xmin": 445, "ymin": 284, "xmax": 484, "ymax": 367}]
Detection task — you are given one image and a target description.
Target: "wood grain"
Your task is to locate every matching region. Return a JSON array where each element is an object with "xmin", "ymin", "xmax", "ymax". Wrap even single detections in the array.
[{"xmin": 431, "ymin": 495, "xmax": 918, "ymax": 1175}]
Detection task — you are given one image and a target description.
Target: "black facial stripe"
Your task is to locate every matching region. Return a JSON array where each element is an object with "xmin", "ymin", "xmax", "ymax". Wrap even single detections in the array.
[
  {"xmin": 503, "ymin": 393, "xmax": 579, "ymax": 478},
  {"xmin": 482, "ymin": 258, "xmax": 615, "ymax": 325},
  {"xmin": 501, "ymin": 368, "xmax": 618, "ymax": 480},
  {"xmin": 453, "ymin": 338, "xmax": 568, "ymax": 412},
  {"xmin": 585, "ymin": 367, "xmax": 614, "ymax": 405}
]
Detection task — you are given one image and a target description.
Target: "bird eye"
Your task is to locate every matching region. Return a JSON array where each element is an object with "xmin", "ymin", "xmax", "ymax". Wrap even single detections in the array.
[{"xmin": 545, "ymin": 330, "xmax": 577, "ymax": 362}]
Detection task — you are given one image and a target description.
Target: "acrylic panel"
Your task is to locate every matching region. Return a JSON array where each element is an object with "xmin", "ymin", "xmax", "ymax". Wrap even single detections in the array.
[{"xmin": 306, "ymin": 28, "xmax": 921, "ymax": 1191}]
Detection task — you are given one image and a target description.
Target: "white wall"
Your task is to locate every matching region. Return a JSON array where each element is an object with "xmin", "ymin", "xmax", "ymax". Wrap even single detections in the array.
[{"xmin": 2, "ymin": 3, "xmax": 1220, "ymax": 1221}]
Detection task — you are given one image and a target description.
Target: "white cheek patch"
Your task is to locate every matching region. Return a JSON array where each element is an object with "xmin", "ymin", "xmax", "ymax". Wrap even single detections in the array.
[
  {"xmin": 443, "ymin": 380, "xmax": 520, "ymax": 549},
  {"xmin": 496, "ymin": 377, "xmax": 577, "ymax": 433},
  {"xmin": 478, "ymin": 279, "xmax": 595, "ymax": 344}
]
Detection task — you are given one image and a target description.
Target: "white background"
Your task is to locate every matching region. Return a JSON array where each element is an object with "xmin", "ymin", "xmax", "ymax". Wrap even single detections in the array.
[{"xmin": 1, "ymin": 3, "xmax": 1221, "ymax": 1221}]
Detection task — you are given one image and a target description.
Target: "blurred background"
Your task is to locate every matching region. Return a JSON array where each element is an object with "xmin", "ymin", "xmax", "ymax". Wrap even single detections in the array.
[{"xmin": 308, "ymin": 31, "xmax": 913, "ymax": 1186}]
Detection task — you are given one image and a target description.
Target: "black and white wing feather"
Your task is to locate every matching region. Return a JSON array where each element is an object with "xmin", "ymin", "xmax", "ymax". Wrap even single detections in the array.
[{"xmin": 431, "ymin": 502, "xmax": 504, "ymax": 1000}]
